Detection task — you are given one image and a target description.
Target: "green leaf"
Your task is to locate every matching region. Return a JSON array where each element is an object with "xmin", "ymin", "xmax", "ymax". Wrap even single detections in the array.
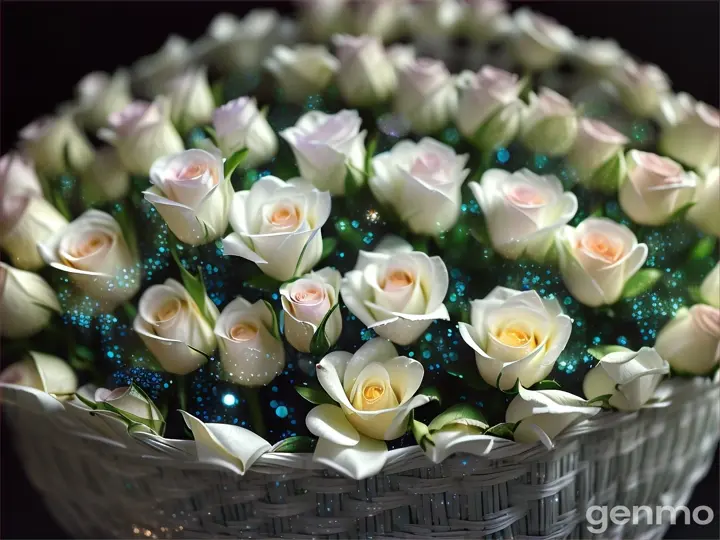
[
  {"xmin": 587, "ymin": 345, "xmax": 631, "ymax": 361},
  {"xmin": 309, "ymin": 303, "xmax": 340, "ymax": 356},
  {"xmin": 202, "ymin": 125, "xmax": 219, "ymax": 147},
  {"xmin": 168, "ymin": 235, "xmax": 215, "ymax": 324},
  {"xmin": 273, "ymin": 436, "xmax": 317, "ymax": 453},
  {"xmin": 668, "ymin": 202, "xmax": 696, "ymax": 223},
  {"xmin": 365, "ymin": 134, "xmax": 378, "ymax": 177},
  {"xmin": 263, "ymin": 300, "xmax": 281, "ymax": 340},
  {"xmin": 428, "ymin": 403, "xmax": 488, "ymax": 433},
  {"xmin": 495, "ymin": 371, "xmax": 520, "ymax": 394},
  {"xmin": 411, "ymin": 418, "xmax": 434, "ymax": 450},
  {"xmin": 621, "ymin": 268, "xmax": 663, "ymax": 299},
  {"xmin": 532, "ymin": 379, "xmax": 562, "ymax": 391},
  {"xmin": 687, "ymin": 285, "xmax": 705, "ymax": 304},
  {"xmin": 483, "ymin": 422, "xmax": 518, "ymax": 439},
  {"xmin": 586, "ymin": 394, "xmax": 613, "ymax": 407},
  {"xmin": 295, "ymin": 386, "xmax": 335, "ymax": 405},
  {"xmin": 293, "ymin": 231, "xmax": 318, "ymax": 277},
  {"xmin": 112, "ymin": 203, "xmax": 139, "ymax": 257},
  {"xmin": 690, "ymin": 236, "xmax": 716, "ymax": 261},
  {"xmin": 245, "ymin": 273, "xmax": 282, "ymax": 292},
  {"xmin": 470, "ymin": 225, "xmax": 490, "ymax": 246},
  {"xmin": 98, "ymin": 383, "xmax": 166, "ymax": 435},
  {"xmin": 590, "ymin": 150, "xmax": 626, "ymax": 194},
  {"xmin": 224, "ymin": 148, "xmax": 249, "ymax": 178},
  {"xmin": 344, "ymin": 164, "xmax": 364, "ymax": 198},
  {"xmin": 590, "ymin": 205, "xmax": 604, "ymax": 218},
  {"xmin": 418, "ymin": 386, "xmax": 442, "ymax": 404},
  {"xmin": 211, "ymin": 80, "xmax": 224, "ymax": 107},
  {"xmin": 320, "ymin": 237, "xmax": 338, "ymax": 261},
  {"xmin": 411, "ymin": 237, "xmax": 429, "ymax": 254},
  {"xmin": 74, "ymin": 392, "xmax": 98, "ymax": 409}
]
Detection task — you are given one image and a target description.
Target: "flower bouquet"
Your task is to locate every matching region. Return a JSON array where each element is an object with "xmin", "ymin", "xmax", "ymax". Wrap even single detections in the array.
[{"xmin": 1, "ymin": 1, "xmax": 719, "ymax": 539}]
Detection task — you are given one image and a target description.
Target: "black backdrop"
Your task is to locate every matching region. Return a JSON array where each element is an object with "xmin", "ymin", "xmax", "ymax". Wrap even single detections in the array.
[{"xmin": 0, "ymin": 1, "xmax": 718, "ymax": 538}]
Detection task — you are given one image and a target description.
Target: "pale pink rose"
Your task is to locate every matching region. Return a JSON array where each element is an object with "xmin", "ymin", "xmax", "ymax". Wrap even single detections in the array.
[
  {"xmin": 566, "ymin": 118, "xmax": 629, "ymax": 184},
  {"xmin": 0, "ymin": 152, "xmax": 42, "ymax": 199},
  {"xmin": 655, "ymin": 304, "xmax": 720, "ymax": 375}
]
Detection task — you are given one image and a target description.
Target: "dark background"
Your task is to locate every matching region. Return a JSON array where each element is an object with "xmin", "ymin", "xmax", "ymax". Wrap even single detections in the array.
[{"xmin": 1, "ymin": 1, "xmax": 718, "ymax": 538}]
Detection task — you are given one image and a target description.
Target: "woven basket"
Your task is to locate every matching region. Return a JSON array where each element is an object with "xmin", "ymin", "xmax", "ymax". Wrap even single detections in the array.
[{"xmin": 3, "ymin": 377, "xmax": 718, "ymax": 540}]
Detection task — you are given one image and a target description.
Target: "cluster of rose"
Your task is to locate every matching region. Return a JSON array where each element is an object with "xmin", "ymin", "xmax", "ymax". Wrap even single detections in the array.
[{"xmin": 0, "ymin": 1, "xmax": 718, "ymax": 477}]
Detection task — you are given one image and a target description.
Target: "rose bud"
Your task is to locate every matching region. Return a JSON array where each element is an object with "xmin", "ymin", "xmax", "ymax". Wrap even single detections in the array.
[
  {"xmin": 131, "ymin": 35, "xmax": 191, "ymax": 98},
  {"xmin": 470, "ymin": 168, "xmax": 578, "ymax": 261},
  {"xmin": 394, "ymin": 57, "xmax": 458, "ymax": 134},
  {"xmin": 222, "ymin": 177, "xmax": 331, "ymax": 282},
  {"xmin": 455, "ymin": 66, "xmax": 524, "ymax": 151},
  {"xmin": 619, "ymin": 151, "xmax": 697, "ymax": 226},
  {"xmin": 609, "ymin": 59, "xmax": 670, "ymax": 118},
  {"xmin": 701, "ymin": 263, "xmax": 720, "ymax": 308},
  {"xmin": 520, "ymin": 87, "xmax": 579, "ymax": 157},
  {"xmin": 264, "ymin": 45, "xmax": 339, "ymax": 104},
  {"xmin": 214, "ymin": 296, "xmax": 285, "ymax": 387},
  {"xmin": 465, "ymin": 0, "xmax": 513, "ymax": 44},
  {"xmin": 654, "ymin": 304, "xmax": 720, "ymax": 376},
  {"xmin": 355, "ymin": 0, "xmax": 408, "ymax": 42},
  {"xmin": 166, "ymin": 67, "xmax": 215, "ymax": 134},
  {"xmin": 0, "ymin": 152, "xmax": 43, "ymax": 199},
  {"xmin": 94, "ymin": 385, "xmax": 165, "ymax": 434},
  {"xmin": 341, "ymin": 235, "xmax": 450, "ymax": 346},
  {"xmin": 144, "ymin": 148, "xmax": 231, "ymax": 246},
  {"xmin": 572, "ymin": 38, "xmax": 626, "ymax": 77},
  {"xmin": 81, "ymin": 147, "xmax": 131, "ymax": 204},
  {"xmin": 75, "ymin": 70, "xmax": 132, "ymax": 131},
  {"xmin": 0, "ymin": 351, "xmax": 77, "ymax": 398},
  {"xmin": 212, "ymin": 97, "xmax": 278, "ymax": 168},
  {"xmin": 565, "ymin": 118, "xmax": 629, "ymax": 190},
  {"xmin": 332, "ymin": 34, "xmax": 398, "ymax": 107},
  {"xmin": 583, "ymin": 347, "xmax": 669, "ymax": 411},
  {"xmin": 459, "ymin": 287, "xmax": 572, "ymax": 390},
  {"xmin": 298, "ymin": 0, "xmax": 351, "ymax": 42},
  {"xmin": 0, "ymin": 195, "xmax": 68, "ymax": 270},
  {"xmin": 19, "ymin": 115, "xmax": 94, "ymax": 177},
  {"xmin": 100, "ymin": 98, "xmax": 185, "ymax": 176},
  {"xmin": 280, "ymin": 267, "xmax": 342, "ymax": 353},
  {"xmin": 281, "ymin": 109, "xmax": 367, "ymax": 195},
  {"xmin": 658, "ymin": 93, "xmax": 720, "ymax": 174},
  {"xmin": 509, "ymin": 9, "xmax": 575, "ymax": 72},
  {"xmin": 370, "ymin": 138, "xmax": 469, "ymax": 236},
  {"xmin": 688, "ymin": 167, "xmax": 720, "ymax": 237},
  {"xmin": 134, "ymin": 278, "xmax": 218, "ymax": 375},
  {"xmin": 38, "ymin": 210, "xmax": 140, "ymax": 308},
  {"xmin": 0, "ymin": 262, "xmax": 61, "ymax": 339},
  {"xmin": 556, "ymin": 217, "xmax": 648, "ymax": 308}
]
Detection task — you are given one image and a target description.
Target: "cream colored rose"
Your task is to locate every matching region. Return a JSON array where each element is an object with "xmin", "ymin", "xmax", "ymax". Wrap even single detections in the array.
[
  {"xmin": 280, "ymin": 268, "xmax": 342, "ymax": 353},
  {"xmin": 557, "ymin": 218, "xmax": 648, "ymax": 307},
  {"xmin": 619, "ymin": 150, "xmax": 697, "ymax": 226},
  {"xmin": 131, "ymin": 35, "xmax": 191, "ymax": 98},
  {"xmin": 214, "ymin": 296, "xmax": 285, "ymax": 387},
  {"xmin": 212, "ymin": 97, "xmax": 278, "ymax": 168},
  {"xmin": 520, "ymin": 88, "xmax": 578, "ymax": 157},
  {"xmin": 134, "ymin": 278, "xmax": 218, "ymax": 375},
  {"xmin": 222, "ymin": 177, "xmax": 331, "ymax": 282},
  {"xmin": 341, "ymin": 236, "xmax": 449, "ymax": 346},
  {"xmin": 75, "ymin": 70, "xmax": 132, "ymax": 130},
  {"xmin": 654, "ymin": 305, "xmax": 720, "ymax": 375},
  {"xmin": 509, "ymin": 9, "xmax": 575, "ymax": 71},
  {"xmin": 0, "ymin": 195, "xmax": 68, "ymax": 270},
  {"xmin": 355, "ymin": 0, "xmax": 408, "ymax": 42},
  {"xmin": 583, "ymin": 347, "xmax": 669, "ymax": 411},
  {"xmin": 264, "ymin": 45, "xmax": 339, "ymax": 103},
  {"xmin": 610, "ymin": 59, "xmax": 670, "ymax": 118},
  {"xmin": 408, "ymin": 0, "xmax": 464, "ymax": 39},
  {"xmin": 38, "ymin": 210, "xmax": 140, "ymax": 307},
  {"xmin": 20, "ymin": 115, "xmax": 94, "ymax": 176},
  {"xmin": 144, "ymin": 148, "xmax": 231, "ymax": 246},
  {"xmin": 572, "ymin": 38, "xmax": 626, "ymax": 77},
  {"xmin": 0, "ymin": 351, "xmax": 77, "ymax": 398},
  {"xmin": 166, "ymin": 67, "xmax": 215, "ymax": 134},
  {"xmin": 0, "ymin": 262, "xmax": 61, "ymax": 339},
  {"xmin": 701, "ymin": 264, "xmax": 720, "ymax": 308},
  {"xmin": 459, "ymin": 287, "xmax": 572, "ymax": 391},
  {"xmin": 470, "ymin": 168, "xmax": 578, "ymax": 261},
  {"xmin": 94, "ymin": 385, "xmax": 165, "ymax": 434},
  {"xmin": 565, "ymin": 118, "xmax": 629, "ymax": 187},
  {"xmin": 81, "ymin": 147, "xmax": 131, "ymax": 204},
  {"xmin": 465, "ymin": 0, "xmax": 513, "ymax": 43},
  {"xmin": 688, "ymin": 167, "xmax": 720, "ymax": 237},
  {"xmin": 0, "ymin": 152, "xmax": 42, "ymax": 199},
  {"xmin": 299, "ymin": 0, "xmax": 352, "ymax": 41}
]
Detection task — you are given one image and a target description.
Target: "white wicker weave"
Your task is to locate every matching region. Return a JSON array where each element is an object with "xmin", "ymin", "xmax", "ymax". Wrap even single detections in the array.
[{"xmin": 3, "ymin": 377, "xmax": 718, "ymax": 540}]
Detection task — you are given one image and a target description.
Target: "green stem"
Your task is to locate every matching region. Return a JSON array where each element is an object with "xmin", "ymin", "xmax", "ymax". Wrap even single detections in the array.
[
  {"xmin": 177, "ymin": 375, "xmax": 188, "ymax": 412},
  {"xmin": 122, "ymin": 302, "xmax": 138, "ymax": 322},
  {"xmin": 244, "ymin": 387, "xmax": 266, "ymax": 438}
]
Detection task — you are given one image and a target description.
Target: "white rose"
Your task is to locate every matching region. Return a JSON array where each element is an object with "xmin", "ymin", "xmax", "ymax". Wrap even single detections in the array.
[
  {"xmin": 94, "ymin": 385, "xmax": 165, "ymax": 434},
  {"xmin": 131, "ymin": 35, "xmax": 191, "ymax": 98},
  {"xmin": 280, "ymin": 267, "xmax": 342, "ymax": 353},
  {"xmin": 38, "ymin": 210, "xmax": 140, "ymax": 307},
  {"xmin": 19, "ymin": 115, "xmax": 94, "ymax": 176},
  {"xmin": 619, "ymin": 150, "xmax": 697, "ymax": 226},
  {"xmin": 572, "ymin": 38, "xmax": 626, "ymax": 76},
  {"xmin": 0, "ymin": 195, "xmax": 68, "ymax": 270},
  {"xmin": 470, "ymin": 169, "xmax": 578, "ymax": 261},
  {"xmin": 520, "ymin": 88, "xmax": 579, "ymax": 157},
  {"xmin": 264, "ymin": 45, "xmax": 339, "ymax": 104},
  {"xmin": 701, "ymin": 263, "xmax": 720, "ymax": 308},
  {"xmin": 332, "ymin": 34, "xmax": 398, "ymax": 107},
  {"xmin": 369, "ymin": 137, "xmax": 469, "ymax": 235},
  {"xmin": 408, "ymin": 0, "xmax": 464, "ymax": 39},
  {"xmin": 212, "ymin": 97, "xmax": 278, "ymax": 168},
  {"xmin": 214, "ymin": 296, "xmax": 285, "ymax": 387},
  {"xmin": 144, "ymin": 148, "xmax": 231, "ymax": 246},
  {"xmin": 455, "ymin": 66, "xmax": 524, "ymax": 151},
  {"xmin": 0, "ymin": 152, "xmax": 43, "ymax": 199},
  {"xmin": 101, "ymin": 98, "xmax": 185, "ymax": 175},
  {"xmin": 222, "ymin": 177, "xmax": 331, "ymax": 282},
  {"xmin": 0, "ymin": 351, "xmax": 77, "ymax": 397},
  {"xmin": 166, "ymin": 68, "xmax": 215, "ymax": 134},
  {"xmin": 459, "ymin": 287, "xmax": 572, "ymax": 390},
  {"xmin": 465, "ymin": 0, "xmax": 513, "ymax": 43},
  {"xmin": 75, "ymin": 70, "xmax": 132, "ymax": 130},
  {"xmin": 280, "ymin": 110, "xmax": 367, "ymax": 195},
  {"xmin": 688, "ymin": 167, "xmax": 720, "ymax": 237},
  {"xmin": 509, "ymin": 9, "xmax": 575, "ymax": 71},
  {"xmin": 583, "ymin": 347, "xmax": 669, "ymax": 411},
  {"xmin": 566, "ymin": 118, "xmax": 629, "ymax": 187},
  {"xmin": 0, "ymin": 262, "xmax": 61, "ymax": 338},
  {"xmin": 387, "ymin": 44, "xmax": 417, "ymax": 71},
  {"xmin": 299, "ymin": 0, "xmax": 351, "ymax": 41},
  {"xmin": 658, "ymin": 93, "xmax": 720, "ymax": 174},
  {"xmin": 609, "ymin": 59, "xmax": 670, "ymax": 118},
  {"xmin": 306, "ymin": 338, "xmax": 432, "ymax": 479},
  {"xmin": 341, "ymin": 235, "xmax": 450, "ymax": 346},
  {"xmin": 654, "ymin": 304, "xmax": 720, "ymax": 376},
  {"xmin": 134, "ymin": 278, "xmax": 218, "ymax": 375},
  {"xmin": 556, "ymin": 217, "xmax": 648, "ymax": 307},
  {"xmin": 395, "ymin": 57, "xmax": 458, "ymax": 134},
  {"xmin": 355, "ymin": 0, "xmax": 408, "ymax": 42},
  {"xmin": 506, "ymin": 386, "xmax": 601, "ymax": 446},
  {"xmin": 81, "ymin": 147, "xmax": 131, "ymax": 204}
]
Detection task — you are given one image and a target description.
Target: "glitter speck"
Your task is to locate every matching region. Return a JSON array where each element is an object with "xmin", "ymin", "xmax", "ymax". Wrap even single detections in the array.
[
  {"xmin": 276, "ymin": 406, "xmax": 288, "ymax": 418},
  {"xmin": 222, "ymin": 394, "xmax": 237, "ymax": 407}
]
